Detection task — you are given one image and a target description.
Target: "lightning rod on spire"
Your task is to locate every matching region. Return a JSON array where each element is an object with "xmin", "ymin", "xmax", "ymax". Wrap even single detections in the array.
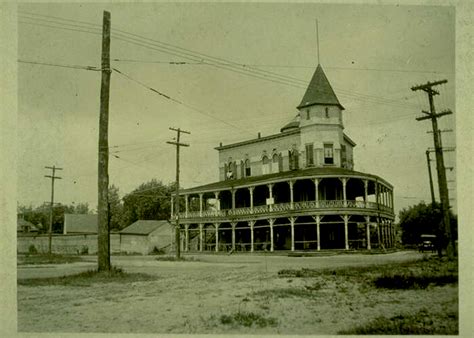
[{"xmin": 315, "ymin": 19, "xmax": 320, "ymax": 65}]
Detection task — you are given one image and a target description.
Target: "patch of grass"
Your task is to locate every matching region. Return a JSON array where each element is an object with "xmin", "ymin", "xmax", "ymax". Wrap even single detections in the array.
[
  {"xmin": 278, "ymin": 256, "xmax": 458, "ymax": 289},
  {"xmin": 17, "ymin": 253, "xmax": 85, "ymax": 265},
  {"xmin": 339, "ymin": 308, "xmax": 458, "ymax": 335},
  {"xmin": 155, "ymin": 255, "xmax": 199, "ymax": 262},
  {"xmin": 17, "ymin": 266, "xmax": 158, "ymax": 287},
  {"xmin": 374, "ymin": 272, "xmax": 457, "ymax": 289},
  {"xmin": 251, "ymin": 287, "xmax": 318, "ymax": 299},
  {"xmin": 219, "ymin": 311, "xmax": 278, "ymax": 328}
]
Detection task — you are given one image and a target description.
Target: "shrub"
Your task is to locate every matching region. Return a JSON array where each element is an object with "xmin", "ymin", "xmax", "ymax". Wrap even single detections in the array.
[
  {"xmin": 28, "ymin": 244, "xmax": 37, "ymax": 254},
  {"xmin": 80, "ymin": 246, "xmax": 89, "ymax": 255},
  {"xmin": 219, "ymin": 311, "xmax": 277, "ymax": 328},
  {"xmin": 150, "ymin": 246, "xmax": 165, "ymax": 255}
]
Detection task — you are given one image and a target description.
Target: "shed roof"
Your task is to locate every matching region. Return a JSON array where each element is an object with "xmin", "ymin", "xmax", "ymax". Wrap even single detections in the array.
[
  {"xmin": 297, "ymin": 64, "xmax": 344, "ymax": 110},
  {"xmin": 64, "ymin": 214, "xmax": 98, "ymax": 234},
  {"xmin": 120, "ymin": 220, "xmax": 171, "ymax": 235}
]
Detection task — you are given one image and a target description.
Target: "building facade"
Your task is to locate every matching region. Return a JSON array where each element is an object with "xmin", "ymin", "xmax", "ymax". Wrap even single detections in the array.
[{"xmin": 173, "ymin": 64, "xmax": 395, "ymax": 253}]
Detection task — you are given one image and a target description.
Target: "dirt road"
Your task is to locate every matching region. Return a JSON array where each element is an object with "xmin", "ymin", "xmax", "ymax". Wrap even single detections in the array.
[{"xmin": 18, "ymin": 251, "xmax": 457, "ymax": 334}]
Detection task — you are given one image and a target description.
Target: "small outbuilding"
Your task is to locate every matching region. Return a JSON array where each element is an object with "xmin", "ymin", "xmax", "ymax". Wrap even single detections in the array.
[{"xmin": 119, "ymin": 220, "xmax": 174, "ymax": 255}]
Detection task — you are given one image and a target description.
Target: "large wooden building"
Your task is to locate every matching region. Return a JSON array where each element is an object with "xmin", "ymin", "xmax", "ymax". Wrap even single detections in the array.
[{"xmin": 173, "ymin": 64, "xmax": 395, "ymax": 253}]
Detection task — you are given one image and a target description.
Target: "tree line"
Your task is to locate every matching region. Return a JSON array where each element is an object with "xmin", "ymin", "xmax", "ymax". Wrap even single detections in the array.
[{"xmin": 18, "ymin": 179, "xmax": 177, "ymax": 233}]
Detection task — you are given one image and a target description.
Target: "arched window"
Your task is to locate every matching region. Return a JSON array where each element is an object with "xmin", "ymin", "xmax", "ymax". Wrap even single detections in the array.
[
  {"xmin": 226, "ymin": 160, "xmax": 234, "ymax": 179},
  {"xmin": 272, "ymin": 153, "xmax": 279, "ymax": 173},
  {"xmin": 262, "ymin": 155, "xmax": 270, "ymax": 175}
]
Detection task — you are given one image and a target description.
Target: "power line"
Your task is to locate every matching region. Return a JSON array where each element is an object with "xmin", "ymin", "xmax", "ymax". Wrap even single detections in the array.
[
  {"xmin": 112, "ymin": 67, "xmax": 255, "ymax": 136},
  {"xmin": 20, "ymin": 13, "xmax": 420, "ymax": 111},
  {"xmin": 18, "ymin": 59, "xmax": 101, "ymax": 71}
]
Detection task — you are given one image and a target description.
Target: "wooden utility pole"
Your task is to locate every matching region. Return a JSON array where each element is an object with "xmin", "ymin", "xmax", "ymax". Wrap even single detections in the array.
[
  {"xmin": 98, "ymin": 10, "xmax": 111, "ymax": 271},
  {"xmin": 412, "ymin": 80, "xmax": 454, "ymax": 258},
  {"xmin": 167, "ymin": 127, "xmax": 190, "ymax": 259},
  {"xmin": 425, "ymin": 150, "xmax": 435, "ymax": 205},
  {"xmin": 45, "ymin": 165, "xmax": 62, "ymax": 254}
]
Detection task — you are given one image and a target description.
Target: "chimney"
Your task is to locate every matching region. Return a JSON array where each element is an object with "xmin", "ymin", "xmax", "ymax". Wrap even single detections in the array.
[
  {"xmin": 219, "ymin": 142, "xmax": 222, "ymax": 147},
  {"xmin": 258, "ymin": 132, "xmax": 261, "ymax": 139}
]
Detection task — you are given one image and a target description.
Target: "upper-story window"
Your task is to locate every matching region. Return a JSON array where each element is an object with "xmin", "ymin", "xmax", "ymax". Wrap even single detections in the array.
[
  {"xmin": 324, "ymin": 143, "xmax": 334, "ymax": 165},
  {"xmin": 341, "ymin": 144, "xmax": 347, "ymax": 168},
  {"xmin": 244, "ymin": 159, "xmax": 251, "ymax": 177},
  {"xmin": 289, "ymin": 148, "xmax": 299, "ymax": 170},
  {"xmin": 272, "ymin": 153, "xmax": 280, "ymax": 173},
  {"xmin": 262, "ymin": 155, "xmax": 270, "ymax": 175},
  {"xmin": 305, "ymin": 143, "xmax": 314, "ymax": 166},
  {"xmin": 306, "ymin": 109, "xmax": 310, "ymax": 120},
  {"xmin": 325, "ymin": 107, "xmax": 329, "ymax": 118},
  {"xmin": 226, "ymin": 161, "xmax": 235, "ymax": 179}
]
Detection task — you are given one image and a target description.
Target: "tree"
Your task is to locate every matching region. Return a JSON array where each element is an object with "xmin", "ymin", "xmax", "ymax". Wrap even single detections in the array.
[
  {"xmin": 399, "ymin": 201, "xmax": 457, "ymax": 250},
  {"xmin": 108, "ymin": 184, "xmax": 123, "ymax": 231},
  {"xmin": 121, "ymin": 179, "xmax": 175, "ymax": 228}
]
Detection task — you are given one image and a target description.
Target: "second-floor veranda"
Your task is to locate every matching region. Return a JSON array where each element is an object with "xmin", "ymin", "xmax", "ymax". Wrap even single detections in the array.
[{"xmin": 175, "ymin": 167, "xmax": 394, "ymax": 222}]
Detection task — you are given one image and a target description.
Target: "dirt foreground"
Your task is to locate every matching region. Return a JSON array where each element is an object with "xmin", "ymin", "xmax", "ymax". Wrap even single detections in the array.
[{"xmin": 17, "ymin": 251, "xmax": 458, "ymax": 334}]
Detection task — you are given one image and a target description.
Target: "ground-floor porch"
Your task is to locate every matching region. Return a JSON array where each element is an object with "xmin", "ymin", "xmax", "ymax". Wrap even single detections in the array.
[{"xmin": 179, "ymin": 214, "xmax": 395, "ymax": 253}]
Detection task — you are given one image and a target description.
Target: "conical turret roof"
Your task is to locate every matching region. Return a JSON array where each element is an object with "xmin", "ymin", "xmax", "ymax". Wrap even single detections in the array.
[{"xmin": 297, "ymin": 64, "xmax": 344, "ymax": 110}]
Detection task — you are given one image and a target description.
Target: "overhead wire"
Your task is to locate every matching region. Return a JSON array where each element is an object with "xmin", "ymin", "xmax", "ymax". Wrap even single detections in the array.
[
  {"xmin": 20, "ymin": 12, "xmax": 421, "ymax": 111},
  {"xmin": 18, "ymin": 59, "xmax": 101, "ymax": 71}
]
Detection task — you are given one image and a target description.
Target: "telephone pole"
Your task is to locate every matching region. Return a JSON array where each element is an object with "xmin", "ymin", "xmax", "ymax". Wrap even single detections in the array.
[
  {"xmin": 98, "ymin": 10, "xmax": 111, "ymax": 271},
  {"xmin": 425, "ymin": 150, "xmax": 435, "ymax": 205},
  {"xmin": 167, "ymin": 127, "xmax": 190, "ymax": 259},
  {"xmin": 45, "ymin": 165, "xmax": 62, "ymax": 254},
  {"xmin": 412, "ymin": 79, "xmax": 454, "ymax": 258}
]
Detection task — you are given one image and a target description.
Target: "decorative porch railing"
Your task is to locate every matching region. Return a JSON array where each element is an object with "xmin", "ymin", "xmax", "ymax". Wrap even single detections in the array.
[{"xmin": 179, "ymin": 200, "xmax": 392, "ymax": 219}]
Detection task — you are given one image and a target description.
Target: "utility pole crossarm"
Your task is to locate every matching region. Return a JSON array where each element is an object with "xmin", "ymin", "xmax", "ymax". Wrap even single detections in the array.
[
  {"xmin": 166, "ymin": 141, "xmax": 189, "ymax": 147},
  {"xmin": 169, "ymin": 127, "xmax": 190, "ymax": 134},
  {"xmin": 411, "ymin": 79, "xmax": 447, "ymax": 93}
]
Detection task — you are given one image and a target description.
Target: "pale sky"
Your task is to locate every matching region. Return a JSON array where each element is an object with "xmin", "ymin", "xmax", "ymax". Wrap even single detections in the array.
[{"xmin": 17, "ymin": 2, "xmax": 457, "ymax": 216}]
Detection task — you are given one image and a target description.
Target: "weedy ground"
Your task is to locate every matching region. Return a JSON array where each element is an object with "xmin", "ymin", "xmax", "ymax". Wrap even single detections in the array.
[{"xmin": 17, "ymin": 252, "xmax": 458, "ymax": 334}]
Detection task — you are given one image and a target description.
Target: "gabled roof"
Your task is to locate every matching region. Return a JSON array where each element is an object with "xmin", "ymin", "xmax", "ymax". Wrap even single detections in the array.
[
  {"xmin": 120, "ymin": 220, "xmax": 171, "ymax": 236},
  {"xmin": 64, "ymin": 214, "xmax": 98, "ymax": 234},
  {"xmin": 297, "ymin": 64, "xmax": 344, "ymax": 110}
]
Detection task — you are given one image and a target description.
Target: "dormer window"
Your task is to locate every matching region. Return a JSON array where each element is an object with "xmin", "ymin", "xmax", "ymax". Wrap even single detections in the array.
[{"xmin": 325, "ymin": 107, "xmax": 329, "ymax": 118}]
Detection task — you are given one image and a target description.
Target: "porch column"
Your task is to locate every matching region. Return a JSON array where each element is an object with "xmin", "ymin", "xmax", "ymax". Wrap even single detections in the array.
[
  {"xmin": 364, "ymin": 179, "xmax": 368, "ymax": 208},
  {"xmin": 376, "ymin": 220, "xmax": 381, "ymax": 248},
  {"xmin": 289, "ymin": 217, "xmax": 295, "ymax": 251},
  {"xmin": 199, "ymin": 193, "xmax": 203, "ymax": 217},
  {"xmin": 231, "ymin": 222, "xmax": 236, "ymax": 251},
  {"xmin": 341, "ymin": 178, "xmax": 347, "ymax": 207},
  {"xmin": 199, "ymin": 223, "xmax": 204, "ymax": 252},
  {"xmin": 231, "ymin": 189, "xmax": 236, "ymax": 210},
  {"xmin": 268, "ymin": 183, "xmax": 274, "ymax": 211},
  {"xmin": 214, "ymin": 223, "xmax": 220, "ymax": 252},
  {"xmin": 249, "ymin": 187, "xmax": 254, "ymax": 212},
  {"xmin": 171, "ymin": 196, "xmax": 174, "ymax": 217},
  {"xmin": 365, "ymin": 215, "xmax": 371, "ymax": 250},
  {"xmin": 184, "ymin": 224, "xmax": 189, "ymax": 252},
  {"xmin": 288, "ymin": 180, "xmax": 294, "ymax": 209},
  {"xmin": 314, "ymin": 178, "xmax": 319, "ymax": 208},
  {"xmin": 269, "ymin": 218, "xmax": 275, "ymax": 252},
  {"xmin": 375, "ymin": 183, "xmax": 380, "ymax": 207},
  {"xmin": 214, "ymin": 191, "xmax": 220, "ymax": 216},
  {"xmin": 248, "ymin": 221, "xmax": 255, "ymax": 253},
  {"xmin": 343, "ymin": 215, "xmax": 349, "ymax": 250},
  {"xmin": 185, "ymin": 195, "xmax": 189, "ymax": 218},
  {"xmin": 315, "ymin": 215, "xmax": 321, "ymax": 251}
]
